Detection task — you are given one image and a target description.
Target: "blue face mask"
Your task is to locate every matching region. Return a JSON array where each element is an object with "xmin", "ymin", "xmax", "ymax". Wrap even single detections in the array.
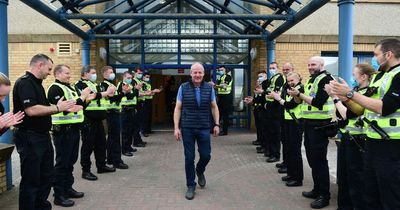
[
  {"xmin": 216, "ymin": 71, "xmax": 223, "ymax": 76},
  {"xmin": 136, "ymin": 73, "xmax": 143, "ymax": 79},
  {"xmin": 89, "ymin": 74, "xmax": 97, "ymax": 82},
  {"xmin": 124, "ymin": 79, "xmax": 132, "ymax": 84},
  {"xmin": 351, "ymin": 78, "xmax": 360, "ymax": 88},
  {"xmin": 371, "ymin": 56, "xmax": 379, "ymax": 71}
]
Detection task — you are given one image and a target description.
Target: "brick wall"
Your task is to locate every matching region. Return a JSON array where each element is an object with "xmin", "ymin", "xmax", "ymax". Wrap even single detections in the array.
[{"xmin": 0, "ymin": 161, "xmax": 6, "ymax": 193}]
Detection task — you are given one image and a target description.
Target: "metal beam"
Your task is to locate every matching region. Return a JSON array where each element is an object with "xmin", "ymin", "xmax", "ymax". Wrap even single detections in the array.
[
  {"xmin": 81, "ymin": 40, "xmax": 91, "ymax": 66},
  {"xmin": 338, "ymin": 0, "xmax": 355, "ymax": 84},
  {"xmin": 241, "ymin": 0, "xmax": 276, "ymax": 9},
  {"xmin": 184, "ymin": 0, "xmax": 243, "ymax": 34},
  {"xmin": 66, "ymin": 13, "xmax": 287, "ymax": 20},
  {"xmin": 20, "ymin": 0, "xmax": 89, "ymax": 39},
  {"xmin": 78, "ymin": 0, "xmax": 114, "ymax": 9},
  {"xmin": 57, "ymin": 0, "xmax": 96, "ymax": 28},
  {"xmin": 268, "ymin": 0, "xmax": 330, "ymax": 40},
  {"xmin": 95, "ymin": 34, "xmax": 266, "ymax": 40},
  {"xmin": 220, "ymin": 0, "xmax": 231, "ymax": 13}
]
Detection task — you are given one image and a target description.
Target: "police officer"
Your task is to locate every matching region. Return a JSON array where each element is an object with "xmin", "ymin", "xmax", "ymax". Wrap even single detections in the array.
[
  {"xmin": 250, "ymin": 70, "xmax": 268, "ymax": 146},
  {"xmin": 331, "ymin": 38, "xmax": 400, "ymax": 210},
  {"xmin": 142, "ymin": 73, "xmax": 162, "ymax": 137},
  {"xmin": 47, "ymin": 64, "xmax": 93, "ymax": 207},
  {"xmin": 133, "ymin": 68, "xmax": 149, "ymax": 146},
  {"xmin": 263, "ymin": 62, "xmax": 285, "ymax": 163},
  {"xmin": 288, "ymin": 56, "xmax": 333, "ymax": 209},
  {"xmin": 269, "ymin": 72, "xmax": 304, "ymax": 187},
  {"xmin": 326, "ymin": 64, "xmax": 374, "ymax": 210},
  {"xmin": 213, "ymin": 65, "xmax": 232, "ymax": 136},
  {"xmin": 75, "ymin": 66, "xmax": 116, "ymax": 181},
  {"xmin": 13, "ymin": 54, "xmax": 75, "ymax": 210},
  {"xmin": 100, "ymin": 66, "xmax": 129, "ymax": 169},
  {"xmin": 118, "ymin": 71, "xmax": 138, "ymax": 156}
]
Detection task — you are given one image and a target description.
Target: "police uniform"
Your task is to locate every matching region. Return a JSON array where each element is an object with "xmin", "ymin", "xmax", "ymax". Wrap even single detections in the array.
[
  {"xmin": 47, "ymin": 80, "xmax": 85, "ymax": 204},
  {"xmin": 117, "ymin": 81, "xmax": 139, "ymax": 154},
  {"xmin": 75, "ymin": 78, "xmax": 113, "ymax": 177},
  {"xmin": 281, "ymin": 82, "xmax": 304, "ymax": 184},
  {"xmin": 133, "ymin": 77, "xmax": 147, "ymax": 146},
  {"xmin": 260, "ymin": 73, "xmax": 284, "ymax": 162},
  {"xmin": 253, "ymin": 91, "xmax": 263, "ymax": 145},
  {"xmin": 216, "ymin": 73, "xmax": 233, "ymax": 135},
  {"xmin": 336, "ymin": 86, "xmax": 369, "ymax": 210},
  {"xmin": 361, "ymin": 64, "xmax": 400, "ymax": 210},
  {"xmin": 301, "ymin": 70, "xmax": 333, "ymax": 204},
  {"xmin": 100, "ymin": 80, "xmax": 128, "ymax": 169},
  {"xmin": 13, "ymin": 71, "xmax": 54, "ymax": 210},
  {"xmin": 142, "ymin": 81, "xmax": 153, "ymax": 135}
]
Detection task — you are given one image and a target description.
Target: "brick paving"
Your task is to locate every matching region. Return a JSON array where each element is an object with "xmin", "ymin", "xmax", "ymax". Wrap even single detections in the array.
[{"xmin": 0, "ymin": 130, "xmax": 338, "ymax": 210}]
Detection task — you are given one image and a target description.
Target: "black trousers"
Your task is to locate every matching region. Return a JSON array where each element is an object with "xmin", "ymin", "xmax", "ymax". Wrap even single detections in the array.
[
  {"xmin": 142, "ymin": 99, "xmax": 153, "ymax": 134},
  {"xmin": 303, "ymin": 119, "xmax": 330, "ymax": 198},
  {"xmin": 14, "ymin": 129, "xmax": 53, "ymax": 210},
  {"xmin": 134, "ymin": 102, "xmax": 145, "ymax": 144},
  {"xmin": 280, "ymin": 121, "xmax": 287, "ymax": 164},
  {"xmin": 260, "ymin": 116, "xmax": 281, "ymax": 158},
  {"xmin": 253, "ymin": 107, "xmax": 262, "ymax": 142},
  {"xmin": 52, "ymin": 124, "xmax": 80, "ymax": 198},
  {"xmin": 364, "ymin": 139, "xmax": 400, "ymax": 210},
  {"xmin": 106, "ymin": 111, "xmax": 123, "ymax": 165},
  {"xmin": 80, "ymin": 118, "xmax": 107, "ymax": 172},
  {"xmin": 217, "ymin": 94, "xmax": 232, "ymax": 134},
  {"xmin": 284, "ymin": 120, "xmax": 303, "ymax": 181},
  {"xmin": 337, "ymin": 134, "xmax": 366, "ymax": 210}
]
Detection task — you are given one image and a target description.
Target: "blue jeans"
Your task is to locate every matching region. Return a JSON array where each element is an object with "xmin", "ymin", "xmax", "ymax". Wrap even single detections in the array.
[{"xmin": 181, "ymin": 128, "xmax": 211, "ymax": 187}]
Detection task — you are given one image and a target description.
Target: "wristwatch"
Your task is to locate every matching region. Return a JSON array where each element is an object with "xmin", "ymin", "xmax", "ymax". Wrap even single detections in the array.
[
  {"xmin": 346, "ymin": 90, "xmax": 354, "ymax": 99},
  {"xmin": 333, "ymin": 98, "xmax": 341, "ymax": 104}
]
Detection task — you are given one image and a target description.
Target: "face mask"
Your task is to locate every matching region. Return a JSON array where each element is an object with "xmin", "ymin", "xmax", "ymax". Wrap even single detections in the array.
[
  {"xmin": 108, "ymin": 73, "xmax": 115, "ymax": 81},
  {"xmin": 143, "ymin": 78, "xmax": 150, "ymax": 82},
  {"xmin": 136, "ymin": 73, "xmax": 143, "ymax": 79},
  {"xmin": 371, "ymin": 56, "xmax": 379, "ymax": 71},
  {"xmin": 257, "ymin": 76, "xmax": 265, "ymax": 83},
  {"xmin": 124, "ymin": 79, "xmax": 132, "ymax": 84},
  {"xmin": 269, "ymin": 69, "xmax": 277, "ymax": 76},
  {"xmin": 89, "ymin": 74, "xmax": 97, "ymax": 82},
  {"xmin": 351, "ymin": 78, "xmax": 360, "ymax": 88}
]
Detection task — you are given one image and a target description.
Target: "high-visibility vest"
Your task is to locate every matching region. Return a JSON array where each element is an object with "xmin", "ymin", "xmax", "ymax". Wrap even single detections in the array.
[
  {"xmin": 301, "ymin": 72, "xmax": 334, "ymax": 120},
  {"xmin": 47, "ymin": 83, "xmax": 84, "ymax": 125},
  {"xmin": 102, "ymin": 80, "xmax": 121, "ymax": 110},
  {"xmin": 340, "ymin": 88, "xmax": 368, "ymax": 135},
  {"xmin": 217, "ymin": 74, "xmax": 232, "ymax": 95},
  {"xmin": 265, "ymin": 73, "xmax": 285, "ymax": 102},
  {"xmin": 284, "ymin": 84, "xmax": 302, "ymax": 120},
  {"xmin": 134, "ymin": 78, "xmax": 146, "ymax": 101},
  {"xmin": 144, "ymin": 82, "xmax": 153, "ymax": 100},
  {"xmin": 80, "ymin": 80, "xmax": 107, "ymax": 111},
  {"xmin": 364, "ymin": 66, "xmax": 400, "ymax": 139},
  {"xmin": 117, "ymin": 82, "xmax": 137, "ymax": 106}
]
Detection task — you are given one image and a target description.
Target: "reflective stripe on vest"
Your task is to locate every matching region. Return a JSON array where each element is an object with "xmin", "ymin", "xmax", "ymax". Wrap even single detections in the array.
[
  {"xmin": 284, "ymin": 84, "xmax": 302, "ymax": 120},
  {"xmin": 340, "ymin": 88, "xmax": 368, "ymax": 135},
  {"xmin": 301, "ymin": 73, "xmax": 334, "ymax": 119},
  {"xmin": 265, "ymin": 74, "xmax": 285, "ymax": 102},
  {"xmin": 217, "ymin": 74, "xmax": 232, "ymax": 95},
  {"xmin": 365, "ymin": 67, "xmax": 400, "ymax": 139},
  {"xmin": 81, "ymin": 80, "xmax": 107, "ymax": 111},
  {"xmin": 144, "ymin": 82, "xmax": 153, "ymax": 99},
  {"xmin": 118, "ymin": 82, "xmax": 137, "ymax": 106},
  {"xmin": 47, "ymin": 83, "xmax": 84, "ymax": 125},
  {"xmin": 134, "ymin": 78, "xmax": 146, "ymax": 101},
  {"xmin": 103, "ymin": 80, "xmax": 121, "ymax": 110}
]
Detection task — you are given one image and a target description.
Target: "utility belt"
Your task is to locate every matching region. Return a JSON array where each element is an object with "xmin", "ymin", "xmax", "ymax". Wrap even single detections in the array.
[
  {"xmin": 106, "ymin": 109, "xmax": 121, "ymax": 114},
  {"xmin": 52, "ymin": 124, "xmax": 81, "ymax": 132},
  {"xmin": 13, "ymin": 127, "xmax": 50, "ymax": 135},
  {"xmin": 121, "ymin": 105, "xmax": 136, "ymax": 111}
]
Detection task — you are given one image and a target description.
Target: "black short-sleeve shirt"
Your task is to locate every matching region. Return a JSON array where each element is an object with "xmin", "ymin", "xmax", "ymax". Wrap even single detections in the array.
[{"xmin": 13, "ymin": 71, "xmax": 51, "ymax": 132}]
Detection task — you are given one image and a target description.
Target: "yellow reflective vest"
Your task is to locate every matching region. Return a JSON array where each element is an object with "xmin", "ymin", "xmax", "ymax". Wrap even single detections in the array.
[
  {"xmin": 284, "ymin": 84, "xmax": 302, "ymax": 120},
  {"xmin": 80, "ymin": 80, "xmax": 107, "ymax": 111},
  {"xmin": 47, "ymin": 82, "xmax": 84, "ymax": 125},
  {"xmin": 339, "ymin": 88, "xmax": 368, "ymax": 135},
  {"xmin": 134, "ymin": 78, "xmax": 146, "ymax": 102},
  {"xmin": 144, "ymin": 82, "xmax": 153, "ymax": 100},
  {"xmin": 217, "ymin": 74, "xmax": 232, "ymax": 95},
  {"xmin": 117, "ymin": 82, "xmax": 137, "ymax": 106},
  {"xmin": 265, "ymin": 73, "xmax": 285, "ymax": 102},
  {"xmin": 102, "ymin": 80, "xmax": 121, "ymax": 110}
]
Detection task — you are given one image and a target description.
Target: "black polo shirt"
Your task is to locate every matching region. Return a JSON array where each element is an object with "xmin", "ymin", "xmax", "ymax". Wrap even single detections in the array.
[{"xmin": 13, "ymin": 71, "xmax": 51, "ymax": 133}]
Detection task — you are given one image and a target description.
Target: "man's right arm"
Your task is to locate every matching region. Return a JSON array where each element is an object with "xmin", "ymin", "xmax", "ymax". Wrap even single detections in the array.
[{"xmin": 174, "ymin": 101, "xmax": 182, "ymax": 130}]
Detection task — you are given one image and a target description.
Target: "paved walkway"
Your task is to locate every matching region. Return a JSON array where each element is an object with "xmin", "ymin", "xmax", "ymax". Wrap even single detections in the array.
[{"xmin": 0, "ymin": 130, "xmax": 338, "ymax": 210}]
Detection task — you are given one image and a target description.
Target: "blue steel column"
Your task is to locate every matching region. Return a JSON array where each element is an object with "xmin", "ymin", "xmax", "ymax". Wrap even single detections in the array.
[
  {"xmin": 81, "ymin": 40, "xmax": 90, "ymax": 66},
  {"xmin": 0, "ymin": 0, "xmax": 13, "ymax": 190},
  {"xmin": 177, "ymin": 0, "xmax": 181, "ymax": 65},
  {"xmin": 212, "ymin": 20, "xmax": 218, "ymax": 82},
  {"xmin": 338, "ymin": 0, "xmax": 355, "ymax": 84},
  {"xmin": 266, "ymin": 40, "xmax": 276, "ymax": 79}
]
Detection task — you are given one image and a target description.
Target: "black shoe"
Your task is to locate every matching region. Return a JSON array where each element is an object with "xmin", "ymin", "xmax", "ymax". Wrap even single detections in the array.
[
  {"xmin": 310, "ymin": 196, "xmax": 329, "ymax": 209},
  {"xmin": 82, "ymin": 172, "xmax": 98, "ymax": 181},
  {"xmin": 66, "ymin": 188, "xmax": 84, "ymax": 198},
  {"xmin": 275, "ymin": 162, "xmax": 286, "ymax": 168},
  {"xmin": 286, "ymin": 180, "xmax": 303, "ymax": 187},
  {"xmin": 143, "ymin": 133, "xmax": 149, "ymax": 137},
  {"xmin": 122, "ymin": 151, "xmax": 133, "ymax": 157},
  {"xmin": 266, "ymin": 157, "xmax": 279, "ymax": 163},
  {"xmin": 114, "ymin": 162, "xmax": 129, "ymax": 169},
  {"xmin": 196, "ymin": 172, "xmax": 206, "ymax": 188},
  {"xmin": 302, "ymin": 190, "xmax": 319, "ymax": 199},
  {"xmin": 257, "ymin": 148, "xmax": 266, "ymax": 154},
  {"xmin": 142, "ymin": 141, "xmax": 148, "ymax": 145},
  {"xmin": 185, "ymin": 186, "xmax": 196, "ymax": 200},
  {"xmin": 278, "ymin": 167, "xmax": 287, "ymax": 174},
  {"xmin": 97, "ymin": 166, "xmax": 116, "ymax": 173},
  {"xmin": 281, "ymin": 175, "xmax": 293, "ymax": 182},
  {"xmin": 252, "ymin": 140, "xmax": 261, "ymax": 145},
  {"xmin": 131, "ymin": 148, "xmax": 138, "ymax": 152},
  {"xmin": 219, "ymin": 132, "xmax": 227, "ymax": 136},
  {"xmin": 133, "ymin": 143, "xmax": 146, "ymax": 147},
  {"xmin": 256, "ymin": 146, "xmax": 263, "ymax": 151},
  {"xmin": 54, "ymin": 196, "xmax": 74, "ymax": 207}
]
